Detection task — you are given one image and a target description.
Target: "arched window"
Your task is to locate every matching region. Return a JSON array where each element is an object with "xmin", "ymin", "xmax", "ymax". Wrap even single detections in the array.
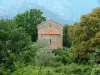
[
  {"xmin": 50, "ymin": 39, "xmax": 51, "ymax": 45},
  {"xmin": 50, "ymin": 25, "xmax": 51, "ymax": 27}
]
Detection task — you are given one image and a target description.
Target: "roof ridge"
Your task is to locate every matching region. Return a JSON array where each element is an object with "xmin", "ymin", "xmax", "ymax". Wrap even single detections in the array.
[{"xmin": 37, "ymin": 19, "xmax": 63, "ymax": 27}]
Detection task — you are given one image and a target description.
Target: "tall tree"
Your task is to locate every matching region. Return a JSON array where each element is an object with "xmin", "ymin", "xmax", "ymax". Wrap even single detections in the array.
[
  {"xmin": 70, "ymin": 7, "xmax": 100, "ymax": 62},
  {"xmin": 35, "ymin": 48, "xmax": 55, "ymax": 75},
  {"xmin": 0, "ymin": 19, "xmax": 32, "ymax": 71},
  {"xmin": 14, "ymin": 9, "xmax": 46, "ymax": 42},
  {"xmin": 63, "ymin": 25, "xmax": 72, "ymax": 48}
]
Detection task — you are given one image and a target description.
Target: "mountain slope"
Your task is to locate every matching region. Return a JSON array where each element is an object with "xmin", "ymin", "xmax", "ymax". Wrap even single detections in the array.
[
  {"xmin": 0, "ymin": 0, "xmax": 99, "ymax": 24},
  {"xmin": 0, "ymin": 1, "xmax": 73, "ymax": 25}
]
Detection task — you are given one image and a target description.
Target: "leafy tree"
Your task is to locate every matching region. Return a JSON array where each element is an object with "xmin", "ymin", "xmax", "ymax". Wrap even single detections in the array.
[
  {"xmin": 23, "ymin": 40, "xmax": 49, "ymax": 64},
  {"xmin": 35, "ymin": 48, "xmax": 55, "ymax": 75},
  {"xmin": 0, "ymin": 19, "xmax": 32, "ymax": 71},
  {"xmin": 14, "ymin": 9, "xmax": 46, "ymax": 42},
  {"xmin": 68, "ymin": 24, "xmax": 77, "ymax": 38},
  {"xmin": 70, "ymin": 7, "xmax": 100, "ymax": 62},
  {"xmin": 63, "ymin": 25, "xmax": 72, "ymax": 48},
  {"xmin": 53, "ymin": 48, "xmax": 74, "ymax": 65}
]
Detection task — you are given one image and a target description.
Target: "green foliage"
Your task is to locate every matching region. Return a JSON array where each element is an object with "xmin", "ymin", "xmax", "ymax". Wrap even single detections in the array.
[
  {"xmin": 43, "ymin": 70, "xmax": 55, "ymax": 75},
  {"xmin": 11, "ymin": 66, "xmax": 36, "ymax": 75},
  {"xmin": 0, "ymin": 66, "xmax": 10, "ymax": 75},
  {"xmin": 10, "ymin": 64, "xmax": 93, "ymax": 75},
  {"xmin": 35, "ymin": 48, "xmax": 55, "ymax": 66},
  {"xmin": 63, "ymin": 25, "xmax": 72, "ymax": 48},
  {"xmin": 71, "ymin": 7, "xmax": 100, "ymax": 62},
  {"xmin": 64, "ymin": 63, "xmax": 92, "ymax": 75},
  {"xmin": 91, "ymin": 65, "xmax": 100, "ymax": 75},
  {"xmin": 53, "ymin": 63, "xmax": 92, "ymax": 75},
  {"xmin": 14, "ymin": 9, "xmax": 46, "ymax": 42},
  {"xmin": 1, "ymin": 6, "xmax": 100, "ymax": 75},
  {"xmin": 49, "ymin": 61, "xmax": 64, "ymax": 67},
  {"xmin": 35, "ymin": 47, "xmax": 55, "ymax": 75},
  {"xmin": 0, "ymin": 9, "xmax": 46, "ymax": 73},
  {"xmin": 54, "ymin": 67, "xmax": 63, "ymax": 73},
  {"xmin": 0, "ymin": 19, "xmax": 33, "ymax": 72},
  {"xmin": 53, "ymin": 48, "xmax": 74, "ymax": 65}
]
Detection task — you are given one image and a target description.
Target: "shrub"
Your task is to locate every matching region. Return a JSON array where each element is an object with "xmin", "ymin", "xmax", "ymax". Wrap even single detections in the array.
[
  {"xmin": 53, "ymin": 48, "xmax": 74, "ymax": 65},
  {"xmin": 0, "ymin": 65, "xmax": 10, "ymax": 75},
  {"xmin": 54, "ymin": 67, "xmax": 63, "ymax": 73},
  {"xmin": 61, "ymin": 63, "xmax": 92, "ymax": 75},
  {"xmin": 43, "ymin": 70, "xmax": 55, "ymax": 75},
  {"xmin": 49, "ymin": 61, "xmax": 64, "ymax": 67},
  {"xmin": 11, "ymin": 66, "xmax": 36, "ymax": 75},
  {"xmin": 91, "ymin": 65, "xmax": 100, "ymax": 75}
]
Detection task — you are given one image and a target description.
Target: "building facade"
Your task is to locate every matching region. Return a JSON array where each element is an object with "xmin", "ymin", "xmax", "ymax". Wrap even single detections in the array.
[{"xmin": 37, "ymin": 20, "xmax": 63, "ymax": 49}]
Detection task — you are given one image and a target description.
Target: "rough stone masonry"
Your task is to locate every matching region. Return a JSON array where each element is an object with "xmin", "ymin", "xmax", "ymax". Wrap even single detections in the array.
[{"xmin": 37, "ymin": 20, "xmax": 63, "ymax": 49}]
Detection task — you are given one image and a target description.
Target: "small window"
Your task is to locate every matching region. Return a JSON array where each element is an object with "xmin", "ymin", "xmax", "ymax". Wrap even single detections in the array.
[
  {"xmin": 50, "ymin": 39, "xmax": 51, "ymax": 45},
  {"xmin": 50, "ymin": 25, "xmax": 51, "ymax": 27}
]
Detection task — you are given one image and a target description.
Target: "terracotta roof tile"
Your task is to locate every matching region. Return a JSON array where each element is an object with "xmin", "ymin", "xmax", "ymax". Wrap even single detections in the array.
[{"xmin": 42, "ymin": 30, "xmax": 60, "ymax": 35}]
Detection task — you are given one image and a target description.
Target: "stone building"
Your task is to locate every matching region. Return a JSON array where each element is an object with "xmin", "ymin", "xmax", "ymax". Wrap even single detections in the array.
[{"xmin": 37, "ymin": 20, "xmax": 63, "ymax": 49}]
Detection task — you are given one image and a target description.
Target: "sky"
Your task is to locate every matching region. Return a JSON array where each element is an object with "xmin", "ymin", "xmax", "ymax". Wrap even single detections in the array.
[{"xmin": 0, "ymin": 0, "xmax": 100, "ymax": 23}]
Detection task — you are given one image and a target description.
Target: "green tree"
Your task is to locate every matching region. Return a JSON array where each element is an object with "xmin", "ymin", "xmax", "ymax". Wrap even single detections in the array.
[
  {"xmin": 35, "ymin": 48, "xmax": 55, "ymax": 75},
  {"xmin": 14, "ymin": 9, "xmax": 46, "ymax": 42},
  {"xmin": 0, "ymin": 19, "xmax": 32, "ymax": 71},
  {"xmin": 53, "ymin": 48, "xmax": 74, "ymax": 65},
  {"xmin": 71, "ymin": 7, "xmax": 100, "ymax": 62},
  {"xmin": 63, "ymin": 25, "xmax": 72, "ymax": 48},
  {"xmin": 23, "ymin": 40, "xmax": 48, "ymax": 64}
]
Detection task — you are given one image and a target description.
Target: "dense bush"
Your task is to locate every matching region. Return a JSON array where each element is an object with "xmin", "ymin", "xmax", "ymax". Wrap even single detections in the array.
[
  {"xmin": 63, "ymin": 64, "xmax": 92, "ymax": 75},
  {"xmin": 0, "ymin": 19, "xmax": 33, "ymax": 72},
  {"xmin": 43, "ymin": 70, "xmax": 55, "ymax": 75},
  {"xmin": 91, "ymin": 65, "xmax": 100, "ymax": 75},
  {"xmin": 49, "ymin": 61, "xmax": 64, "ymax": 67},
  {"xmin": 11, "ymin": 66, "xmax": 36, "ymax": 75},
  {"xmin": 0, "ymin": 66, "xmax": 10, "ymax": 75},
  {"xmin": 53, "ymin": 48, "xmax": 74, "ymax": 65},
  {"xmin": 53, "ymin": 63, "xmax": 92, "ymax": 75}
]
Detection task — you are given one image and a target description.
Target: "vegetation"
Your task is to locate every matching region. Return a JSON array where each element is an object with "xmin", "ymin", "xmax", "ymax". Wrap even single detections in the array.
[
  {"xmin": 70, "ymin": 7, "xmax": 100, "ymax": 63},
  {"xmin": 63, "ymin": 25, "xmax": 72, "ymax": 48},
  {"xmin": 14, "ymin": 9, "xmax": 46, "ymax": 42},
  {"xmin": 0, "ymin": 7, "xmax": 100, "ymax": 75}
]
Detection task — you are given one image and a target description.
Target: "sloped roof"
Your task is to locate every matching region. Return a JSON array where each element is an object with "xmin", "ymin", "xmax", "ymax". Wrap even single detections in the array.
[
  {"xmin": 37, "ymin": 19, "xmax": 63, "ymax": 27},
  {"xmin": 42, "ymin": 30, "xmax": 60, "ymax": 35}
]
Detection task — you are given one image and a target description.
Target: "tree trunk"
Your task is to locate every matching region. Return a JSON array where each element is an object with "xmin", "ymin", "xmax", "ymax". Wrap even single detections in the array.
[{"xmin": 38, "ymin": 64, "xmax": 43, "ymax": 75}]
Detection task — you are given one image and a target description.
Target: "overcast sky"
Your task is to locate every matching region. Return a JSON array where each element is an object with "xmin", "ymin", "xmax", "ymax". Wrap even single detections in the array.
[{"xmin": 0, "ymin": 0, "xmax": 100, "ymax": 22}]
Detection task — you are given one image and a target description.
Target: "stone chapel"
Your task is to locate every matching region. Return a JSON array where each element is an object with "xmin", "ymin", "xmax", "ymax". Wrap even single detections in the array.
[{"xmin": 37, "ymin": 20, "xmax": 63, "ymax": 49}]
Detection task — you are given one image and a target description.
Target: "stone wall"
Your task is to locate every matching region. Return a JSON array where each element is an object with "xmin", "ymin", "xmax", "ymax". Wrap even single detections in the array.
[{"xmin": 37, "ymin": 20, "xmax": 63, "ymax": 49}]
